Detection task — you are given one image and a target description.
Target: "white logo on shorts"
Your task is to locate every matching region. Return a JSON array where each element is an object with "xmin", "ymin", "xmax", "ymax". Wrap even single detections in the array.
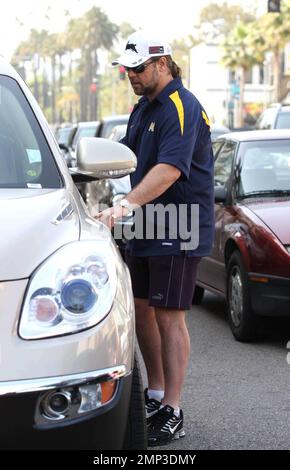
[{"xmin": 152, "ymin": 293, "xmax": 164, "ymax": 300}]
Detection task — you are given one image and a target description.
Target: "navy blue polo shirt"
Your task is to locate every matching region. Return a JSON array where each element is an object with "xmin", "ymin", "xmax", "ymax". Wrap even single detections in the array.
[{"xmin": 121, "ymin": 77, "xmax": 214, "ymax": 257}]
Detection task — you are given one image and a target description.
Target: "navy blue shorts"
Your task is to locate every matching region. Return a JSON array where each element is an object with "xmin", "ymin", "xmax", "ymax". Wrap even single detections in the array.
[{"xmin": 125, "ymin": 254, "xmax": 201, "ymax": 310}]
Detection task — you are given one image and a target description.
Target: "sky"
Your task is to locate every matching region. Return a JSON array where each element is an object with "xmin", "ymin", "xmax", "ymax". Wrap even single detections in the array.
[{"xmin": 0, "ymin": 0, "xmax": 263, "ymax": 60}]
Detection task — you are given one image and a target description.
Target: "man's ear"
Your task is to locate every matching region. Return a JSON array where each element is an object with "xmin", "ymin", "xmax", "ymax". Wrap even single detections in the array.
[{"xmin": 158, "ymin": 56, "xmax": 167, "ymax": 71}]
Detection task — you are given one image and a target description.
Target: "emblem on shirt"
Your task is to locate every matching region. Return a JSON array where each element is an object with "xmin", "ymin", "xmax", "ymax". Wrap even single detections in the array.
[{"xmin": 148, "ymin": 122, "xmax": 155, "ymax": 132}]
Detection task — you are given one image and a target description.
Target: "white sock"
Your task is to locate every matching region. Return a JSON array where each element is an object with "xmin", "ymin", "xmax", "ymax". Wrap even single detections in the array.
[{"xmin": 148, "ymin": 389, "xmax": 164, "ymax": 402}]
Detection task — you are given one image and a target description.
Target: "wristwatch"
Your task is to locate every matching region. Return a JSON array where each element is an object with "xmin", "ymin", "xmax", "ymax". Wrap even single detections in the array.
[{"xmin": 118, "ymin": 198, "xmax": 135, "ymax": 214}]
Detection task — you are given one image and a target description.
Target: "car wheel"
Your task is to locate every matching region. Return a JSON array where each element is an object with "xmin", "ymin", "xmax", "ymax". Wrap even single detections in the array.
[
  {"xmin": 226, "ymin": 251, "xmax": 260, "ymax": 342},
  {"xmin": 123, "ymin": 352, "xmax": 147, "ymax": 450},
  {"xmin": 192, "ymin": 285, "xmax": 204, "ymax": 305}
]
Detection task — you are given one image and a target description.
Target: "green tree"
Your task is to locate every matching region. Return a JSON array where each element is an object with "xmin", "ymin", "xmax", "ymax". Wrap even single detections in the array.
[
  {"xmin": 66, "ymin": 7, "xmax": 118, "ymax": 121},
  {"xmin": 221, "ymin": 22, "xmax": 264, "ymax": 126},
  {"xmin": 198, "ymin": 2, "xmax": 255, "ymax": 41},
  {"xmin": 171, "ymin": 37, "xmax": 198, "ymax": 88},
  {"xmin": 248, "ymin": 2, "xmax": 290, "ymax": 102},
  {"xmin": 12, "ymin": 29, "xmax": 50, "ymax": 101},
  {"xmin": 119, "ymin": 22, "xmax": 135, "ymax": 40}
]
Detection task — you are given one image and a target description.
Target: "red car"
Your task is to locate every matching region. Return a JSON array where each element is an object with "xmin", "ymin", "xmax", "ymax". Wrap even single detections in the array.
[{"xmin": 195, "ymin": 130, "xmax": 290, "ymax": 342}]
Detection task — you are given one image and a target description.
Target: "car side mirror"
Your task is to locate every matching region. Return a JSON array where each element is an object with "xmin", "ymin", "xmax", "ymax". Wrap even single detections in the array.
[
  {"xmin": 214, "ymin": 185, "xmax": 227, "ymax": 203},
  {"xmin": 71, "ymin": 137, "xmax": 136, "ymax": 183}
]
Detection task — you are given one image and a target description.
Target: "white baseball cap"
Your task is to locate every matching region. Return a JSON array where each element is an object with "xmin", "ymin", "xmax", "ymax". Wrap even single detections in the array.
[{"xmin": 112, "ymin": 30, "xmax": 172, "ymax": 68}]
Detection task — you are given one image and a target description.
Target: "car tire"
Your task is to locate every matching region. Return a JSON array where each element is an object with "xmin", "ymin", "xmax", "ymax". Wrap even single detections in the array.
[
  {"xmin": 226, "ymin": 251, "xmax": 261, "ymax": 342},
  {"xmin": 192, "ymin": 285, "xmax": 205, "ymax": 305},
  {"xmin": 123, "ymin": 352, "xmax": 147, "ymax": 450}
]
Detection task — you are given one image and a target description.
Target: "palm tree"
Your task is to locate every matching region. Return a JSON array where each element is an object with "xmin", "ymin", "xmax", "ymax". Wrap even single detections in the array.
[
  {"xmin": 66, "ymin": 7, "xmax": 118, "ymax": 120},
  {"xmin": 248, "ymin": 5, "xmax": 290, "ymax": 103},
  {"xmin": 13, "ymin": 29, "xmax": 50, "ymax": 102},
  {"xmin": 221, "ymin": 21, "xmax": 264, "ymax": 127}
]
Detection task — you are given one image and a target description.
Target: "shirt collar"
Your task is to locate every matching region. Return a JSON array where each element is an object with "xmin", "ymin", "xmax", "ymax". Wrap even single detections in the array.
[{"xmin": 155, "ymin": 78, "xmax": 183, "ymax": 104}]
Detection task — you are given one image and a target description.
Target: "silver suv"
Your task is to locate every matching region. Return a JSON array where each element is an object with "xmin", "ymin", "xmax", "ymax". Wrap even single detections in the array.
[
  {"xmin": 256, "ymin": 104, "xmax": 290, "ymax": 130},
  {"xmin": 0, "ymin": 59, "xmax": 146, "ymax": 450}
]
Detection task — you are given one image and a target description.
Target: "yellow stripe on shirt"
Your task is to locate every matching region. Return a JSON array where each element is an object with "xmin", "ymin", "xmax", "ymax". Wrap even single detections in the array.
[
  {"xmin": 169, "ymin": 91, "xmax": 184, "ymax": 136},
  {"xmin": 202, "ymin": 110, "xmax": 211, "ymax": 127}
]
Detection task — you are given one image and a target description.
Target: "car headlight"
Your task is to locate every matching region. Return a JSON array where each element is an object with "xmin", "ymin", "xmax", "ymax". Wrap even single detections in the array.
[{"xmin": 19, "ymin": 241, "xmax": 117, "ymax": 340}]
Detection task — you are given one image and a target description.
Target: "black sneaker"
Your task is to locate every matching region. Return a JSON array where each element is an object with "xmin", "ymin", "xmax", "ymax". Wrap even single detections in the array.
[
  {"xmin": 144, "ymin": 388, "xmax": 161, "ymax": 427},
  {"xmin": 148, "ymin": 405, "xmax": 185, "ymax": 447}
]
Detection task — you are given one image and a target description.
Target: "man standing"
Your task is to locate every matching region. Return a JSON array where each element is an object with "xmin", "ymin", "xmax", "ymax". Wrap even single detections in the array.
[{"xmin": 96, "ymin": 30, "xmax": 214, "ymax": 447}]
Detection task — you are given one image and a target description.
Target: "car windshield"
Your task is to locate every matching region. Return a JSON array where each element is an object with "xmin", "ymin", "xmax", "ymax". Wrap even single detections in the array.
[
  {"xmin": 0, "ymin": 75, "xmax": 62, "ymax": 189},
  {"xmin": 238, "ymin": 139, "xmax": 290, "ymax": 197}
]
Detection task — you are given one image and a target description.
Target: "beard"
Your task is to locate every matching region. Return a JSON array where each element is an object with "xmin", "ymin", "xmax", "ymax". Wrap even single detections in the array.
[{"xmin": 129, "ymin": 67, "xmax": 159, "ymax": 97}]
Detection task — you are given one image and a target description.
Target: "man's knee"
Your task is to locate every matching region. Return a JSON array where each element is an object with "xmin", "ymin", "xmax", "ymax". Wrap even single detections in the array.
[{"xmin": 155, "ymin": 308, "xmax": 185, "ymax": 333}]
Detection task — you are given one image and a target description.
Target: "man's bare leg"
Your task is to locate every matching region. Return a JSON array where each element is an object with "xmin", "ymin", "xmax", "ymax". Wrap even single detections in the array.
[
  {"xmin": 155, "ymin": 308, "xmax": 190, "ymax": 409},
  {"xmin": 134, "ymin": 298, "xmax": 165, "ymax": 390}
]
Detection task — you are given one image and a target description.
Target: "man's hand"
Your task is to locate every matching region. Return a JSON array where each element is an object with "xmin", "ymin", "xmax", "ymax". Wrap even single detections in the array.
[
  {"xmin": 95, "ymin": 163, "xmax": 180, "ymax": 229},
  {"xmin": 94, "ymin": 205, "xmax": 126, "ymax": 229}
]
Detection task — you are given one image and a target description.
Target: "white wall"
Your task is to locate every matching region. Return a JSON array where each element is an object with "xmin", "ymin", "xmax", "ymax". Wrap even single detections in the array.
[
  {"xmin": 190, "ymin": 43, "xmax": 229, "ymax": 125},
  {"xmin": 189, "ymin": 43, "xmax": 273, "ymax": 128}
]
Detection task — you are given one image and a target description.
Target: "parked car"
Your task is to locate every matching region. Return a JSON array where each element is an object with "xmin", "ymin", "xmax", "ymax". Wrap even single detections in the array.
[
  {"xmin": 210, "ymin": 124, "xmax": 231, "ymax": 141},
  {"xmin": 85, "ymin": 124, "xmax": 131, "ymax": 256},
  {"xmin": 60, "ymin": 117, "xmax": 130, "ymax": 200},
  {"xmin": 59, "ymin": 117, "xmax": 130, "ymax": 166},
  {"xmin": 109, "ymin": 125, "xmax": 131, "ymax": 201},
  {"xmin": 0, "ymin": 59, "xmax": 146, "ymax": 450},
  {"xmin": 97, "ymin": 114, "xmax": 130, "ymax": 139},
  {"xmin": 59, "ymin": 121, "xmax": 101, "ymax": 168},
  {"xmin": 86, "ymin": 124, "xmax": 130, "ymax": 211},
  {"xmin": 194, "ymin": 129, "xmax": 290, "ymax": 342},
  {"xmin": 55, "ymin": 124, "xmax": 75, "ymax": 166},
  {"xmin": 55, "ymin": 123, "xmax": 74, "ymax": 147},
  {"xmin": 256, "ymin": 104, "xmax": 290, "ymax": 130}
]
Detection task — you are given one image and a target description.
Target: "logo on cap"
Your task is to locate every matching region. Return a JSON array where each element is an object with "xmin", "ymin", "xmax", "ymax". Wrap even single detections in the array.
[
  {"xmin": 149, "ymin": 46, "xmax": 164, "ymax": 54},
  {"xmin": 126, "ymin": 42, "xmax": 138, "ymax": 53}
]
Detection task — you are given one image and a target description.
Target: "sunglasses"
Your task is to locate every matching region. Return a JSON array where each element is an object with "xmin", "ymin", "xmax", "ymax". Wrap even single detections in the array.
[{"xmin": 125, "ymin": 58, "xmax": 160, "ymax": 74}]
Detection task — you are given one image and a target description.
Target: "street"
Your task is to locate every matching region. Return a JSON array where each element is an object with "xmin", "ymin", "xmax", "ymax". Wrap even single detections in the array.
[{"xmin": 141, "ymin": 292, "xmax": 290, "ymax": 450}]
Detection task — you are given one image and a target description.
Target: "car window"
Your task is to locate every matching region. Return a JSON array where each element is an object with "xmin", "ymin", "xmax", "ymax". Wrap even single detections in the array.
[
  {"xmin": 0, "ymin": 75, "xmax": 62, "ymax": 188},
  {"xmin": 256, "ymin": 108, "xmax": 277, "ymax": 129},
  {"xmin": 276, "ymin": 112, "xmax": 290, "ymax": 129},
  {"xmin": 212, "ymin": 140, "xmax": 224, "ymax": 158},
  {"xmin": 214, "ymin": 141, "xmax": 236, "ymax": 186}
]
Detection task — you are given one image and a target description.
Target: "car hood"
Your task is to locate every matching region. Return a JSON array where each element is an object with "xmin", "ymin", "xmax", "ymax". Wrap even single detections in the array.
[
  {"xmin": 0, "ymin": 189, "xmax": 80, "ymax": 281},
  {"xmin": 244, "ymin": 198, "xmax": 290, "ymax": 244}
]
